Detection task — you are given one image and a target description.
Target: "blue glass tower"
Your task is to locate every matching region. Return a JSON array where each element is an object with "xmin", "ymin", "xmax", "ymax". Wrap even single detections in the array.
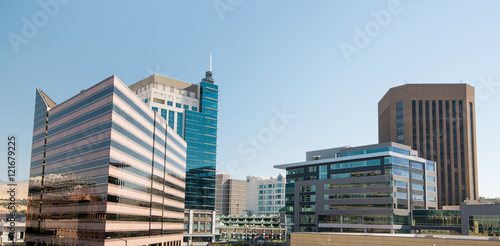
[
  {"xmin": 129, "ymin": 71, "xmax": 219, "ymax": 210},
  {"xmin": 184, "ymin": 71, "xmax": 218, "ymax": 210}
]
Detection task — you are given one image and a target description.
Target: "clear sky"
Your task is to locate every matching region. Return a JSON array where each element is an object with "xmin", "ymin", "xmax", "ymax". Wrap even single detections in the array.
[{"xmin": 1, "ymin": 0, "xmax": 499, "ymax": 198}]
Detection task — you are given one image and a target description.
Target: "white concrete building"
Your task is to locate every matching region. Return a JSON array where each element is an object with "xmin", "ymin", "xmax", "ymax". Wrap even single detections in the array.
[
  {"xmin": 0, "ymin": 220, "xmax": 25, "ymax": 245},
  {"xmin": 129, "ymin": 74, "xmax": 201, "ymax": 138},
  {"xmin": 246, "ymin": 174, "xmax": 286, "ymax": 215}
]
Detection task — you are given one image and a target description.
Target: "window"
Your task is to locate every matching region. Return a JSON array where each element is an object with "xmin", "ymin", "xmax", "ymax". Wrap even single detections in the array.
[
  {"xmin": 192, "ymin": 106, "xmax": 197, "ymax": 111},
  {"xmin": 412, "ymin": 173, "xmax": 424, "ymax": 180},
  {"xmin": 325, "ymin": 181, "xmax": 391, "ymax": 190},
  {"xmin": 177, "ymin": 112, "xmax": 183, "ymax": 137},
  {"xmin": 161, "ymin": 109, "xmax": 167, "ymax": 119},
  {"xmin": 168, "ymin": 110, "xmax": 175, "ymax": 129},
  {"xmin": 259, "ymin": 185, "xmax": 263, "ymax": 189},
  {"xmin": 385, "ymin": 166, "xmax": 409, "ymax": 177},
  {"xmin": 300, "ymin": 185, "xmax": 315, "ymax": 192},
  {"xmin": 330, "ymin": 159, "xmax": 380, "ymax": 170},
  {"xmin": 299, "ymin": 214, "xmax": 316, "ymax": 224},
  {"xmin": 395, "ymin": 181, "xmax": 407, "ymax": 188},
  {"xmin": 331, "ymin": 170, "xmax": 381, "ymax": 179},
  {"xmin": 152, "ymin": 107, "xmax": 158, "ymax": 112},
  {"xmin": 183, "ymin": 104, "xmax": 189, "ymax": 109},
  {"xmin": 167, "ymin": 101, "xmax": 173, "ymax": 106},
  {"xmin": 412, "ymin": 194, "xmax": 424, "ymax": 201},
  {"xmin": 427, "ymin": 186, "xmax": 436, "ymax": 192},
  {"xmin": 300, "ymin": 205, "xmax": 315, "ymax": 212},
  {"xmin": 384, "ymin": 156, "xmax": 410, "ymax": 167},
  {"xmin": 397, "ymin": 102, "xmax": 404, "ymax": 143},
  {"xmin": 175, "ymin": 103, "xmax": 181, "ymax": 108},
  {"xmin": 427, "ymin": 196, "xmax": 436, "ymax": 202},
  {"xmin": 411, "ymin": 162, "xmax": 423, "ymax": 169},
  {"xmin": 412, "ymin": 184, "xmax": 424, "ymax": 190},
  {"xmin": 426, "ymin": 161, "xmax": 435, "ymax": 172},
  {"xmin": 144, "ymin": 98, "xmax": 149, "ymax": 103},
  {"xmin": 287, "ymin": 168, "xmax": 304, "ymax": 175},
  {"xmin": 313, "ymin": 155, "xmax": 321, "ymax": 160},
  {"xmin": 308, "ymin": 166, "xmax": 317, "ymax": 172},
  {"xmin": 300, "ymin": 195, "xmax": 315, "ymax": 202},
  {"xmin": 325, "ymin": 192, "xmax": 392, "ymax": 200},
  {"xmin": 397, "ymin": 192, "xmax": 408, "ymax": 199},
  {"xmin": 427, "ymin": 176, "xmax": 436, "ymax": 182},
  {"xmin": 319, "ymin": 165, "xmax": 327, "ymax": 179}
]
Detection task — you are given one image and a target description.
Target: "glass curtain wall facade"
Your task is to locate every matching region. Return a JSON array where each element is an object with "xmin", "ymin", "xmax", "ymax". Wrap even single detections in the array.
[
  {"xmin": 26, "ymin": 76, "xmax": 186, "ymax": 246},
  {"xmin": 275, "ymin": 142, "xmax": 437, "ymax": 234},
  {"xmin": 184, "ymin": 77, "xmax": 218, "ymax": 210}
]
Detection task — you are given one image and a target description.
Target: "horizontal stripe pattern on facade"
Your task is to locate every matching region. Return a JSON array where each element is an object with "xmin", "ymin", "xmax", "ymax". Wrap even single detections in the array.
[{"xmin": 27, "ymin": 76, "xmax": 186, "ymax": 244}]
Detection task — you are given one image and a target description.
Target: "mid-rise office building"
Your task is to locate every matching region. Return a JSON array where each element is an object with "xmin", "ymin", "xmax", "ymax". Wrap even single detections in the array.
[
  {"xmin": 27, "ymin": 76, "xmax": 186, "ymax": 245},
  {"xmin": 246, "ymin": 174, "xmax": 286, "ymax": 215},
  {"xmin": 129, "ymin": 72, "xmax": 219, "ymax": 210},
  {"xmin": 379, "ymin": 84, "xmax": 478, "ymax": 207},
  {"xmin": 275, "ymin": 142, "xmax": 437, "ymax": 234},
  {"xmin": 215, "ymin": 173, "xmax": 246, "ymax": 216}
]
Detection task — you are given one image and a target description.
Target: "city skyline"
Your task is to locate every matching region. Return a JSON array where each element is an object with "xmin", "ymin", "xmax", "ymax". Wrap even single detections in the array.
[{"xmin": 1, "ymin": 1, "xmax": 500, "ymax": 199}]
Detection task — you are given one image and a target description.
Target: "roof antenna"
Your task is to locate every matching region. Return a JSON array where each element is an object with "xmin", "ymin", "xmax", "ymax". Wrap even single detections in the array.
[{"xmin": 210, "ymin": 54, "xmax": 212, "ymax": 72}]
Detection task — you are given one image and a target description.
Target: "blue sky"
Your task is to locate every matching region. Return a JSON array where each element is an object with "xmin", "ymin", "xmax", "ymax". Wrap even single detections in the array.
[{"xmin": 1, "ymin": 0, "xmax": 499, "ymax": 198}]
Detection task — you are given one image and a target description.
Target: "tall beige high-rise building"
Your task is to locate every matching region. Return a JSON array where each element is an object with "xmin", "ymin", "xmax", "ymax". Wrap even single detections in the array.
[
  {"xmin": 379, "ymin": 84, "xmax": 478, "ymax": 207},
  {"xmin": 215, "ymin": 173, "xmax": 246, "ymax": 215}
]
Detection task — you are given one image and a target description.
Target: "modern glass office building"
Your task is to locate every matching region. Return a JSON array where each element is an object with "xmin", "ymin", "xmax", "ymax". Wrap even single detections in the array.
[
  {"xmin": 129, "ymin": 71, "xmax": 218, "ymax": 210},
  {"xmin": 27, "ymin": 75, "xmax": 186, "ymax": 245},
  {"xmin": 274, "ymin": 142, "xmax": 437, "ymax": 234}
]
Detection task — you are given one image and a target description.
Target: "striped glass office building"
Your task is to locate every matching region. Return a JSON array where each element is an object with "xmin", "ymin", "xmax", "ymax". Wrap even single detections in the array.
[{"xmin": 26, "ymin": 75, "xmax": 186, "ymax": 246}]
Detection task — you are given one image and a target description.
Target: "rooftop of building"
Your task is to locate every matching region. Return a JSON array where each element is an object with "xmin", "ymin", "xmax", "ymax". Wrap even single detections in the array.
[
  {"xmin": 128, "ymin": 73, "xmax": 198, "ymax": 94},
  {"xmin": 275, "ymin": 142, "xmax": 426, "ymax": 170},
  {"xmin": 463, "ymin": 198, "xmax": 500, "ymax": 205},
  {"xmin": 246, "ymin": 173, "xmax": 285, "ymax": 181}
]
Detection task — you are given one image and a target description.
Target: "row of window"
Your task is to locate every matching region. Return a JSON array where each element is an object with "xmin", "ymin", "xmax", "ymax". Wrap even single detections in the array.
[
  {"xmin": 258, "ymin": 195, "xmax": 283, "ymax": 200},
  {"xmin": 294, "ymin": 157, "xmax": 432, "ymax": 174},
  {"xmin": 341, "ymin": 146, "xmax": 410, "ymax": 157},
  {"xmin": 317, "ymin": 214, "xmax": 409, "ymax": 225},
  {"xmin": 145, "ymin": 98, "xmax": 198, "ymax": 111},
  {"xmin": 258, "ymin": 200, "xmax": 283, "ymax": 205},
  {"xmin": 258, "ymin": 206, "xmax": 283, "ymax": 211},
  {"xmin": 259, "ymin": 189, "xmax": 284, "ymax": 194},
  {"xmin": 324, "ymin": 203, "xmax": 393, "ymax": 210},
  {"xmin": 258, "ymin": 183, "xmax": 284, "ymax": 189}
]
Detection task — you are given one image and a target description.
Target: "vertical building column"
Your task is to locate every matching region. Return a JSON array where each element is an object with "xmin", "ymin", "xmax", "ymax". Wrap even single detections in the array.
[{"xmin": 212, "ymin": 211, "xmax": 216, "ymax": 241}]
